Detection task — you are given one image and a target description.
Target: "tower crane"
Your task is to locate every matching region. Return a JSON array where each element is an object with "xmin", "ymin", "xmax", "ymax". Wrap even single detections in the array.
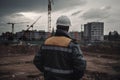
[
  {"xmin": 27, "ymin": 16, "xmax": 41, "ymax": 30},
  {"xmin": 48, "ymin": 0, "xmax": 54, "ymax": 32},
  {"xmin": 7, "ymin": 22, "xmax": 28, "ymax": 34},
  {"xmin": 21, "ymin": 16, "xmax": 41, "ymax": 40},
  {"xmin": 7, "ymin": 23, "xmax": 15, "ymax": 34}
]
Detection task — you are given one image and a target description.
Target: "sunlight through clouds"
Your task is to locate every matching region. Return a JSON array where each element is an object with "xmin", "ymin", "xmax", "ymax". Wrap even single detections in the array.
[{"xmin": 18, "ymin": 12, "xmax": 41, "ymax": 20}]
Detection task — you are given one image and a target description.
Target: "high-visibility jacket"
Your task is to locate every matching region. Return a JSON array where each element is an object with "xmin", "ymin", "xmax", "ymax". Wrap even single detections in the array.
[{"xmin": 33, "ymin": 29, "xmax": 86, "ymax": 80}]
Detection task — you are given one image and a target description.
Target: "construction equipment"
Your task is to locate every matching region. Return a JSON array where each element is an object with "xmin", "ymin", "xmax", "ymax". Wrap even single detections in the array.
[
  {"xmin": 20, "ymin": 16, "xmax": 41, "ymax": 41},
  {"xmin": 7, "ymin": 22, "xmax": 28, "ymax": 34},
  {"xmin": 48, "ymin": 0, "xmax": 54, "ymax": 32},
  {"xmin": 7, "ymin": 23, "xmax": 15, "ymax": 34},
  {"xmin": 26, "ymin": 16, "xmax": 41, "ymax": 30},
  {"xmin": 81, "ymin": 24, "xmax": 83, "ymax": 32}
]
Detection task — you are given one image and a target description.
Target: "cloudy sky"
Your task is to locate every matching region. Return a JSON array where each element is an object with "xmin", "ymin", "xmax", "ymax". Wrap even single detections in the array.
[{"xmin": 0, "ymin": 0, "xmax": 120, "ymax": 35}]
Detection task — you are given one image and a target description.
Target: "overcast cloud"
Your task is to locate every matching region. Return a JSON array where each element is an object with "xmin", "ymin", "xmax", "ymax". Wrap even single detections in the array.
[
  {"xmin": 81, "ymin": 6, "xmax": 111, "ymax": 20},
  {"xmin": 0, "ymin": 0, "xmax": 86, "ymax": 17},
  {"xmin": 0, "ymin": 0, "xmax": 120, "ymax": 35}
]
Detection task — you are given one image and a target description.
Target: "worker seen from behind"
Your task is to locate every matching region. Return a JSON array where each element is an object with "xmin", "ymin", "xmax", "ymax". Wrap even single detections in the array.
[{"xmin": 33, "ymin": 15, "xmax": 86, "ymax": 80}]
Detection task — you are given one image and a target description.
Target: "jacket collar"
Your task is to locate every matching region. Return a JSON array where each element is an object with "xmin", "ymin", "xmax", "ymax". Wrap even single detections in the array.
[{"xmin": 55, "ymin": 29, "xmax": 71, "ymax": 39}]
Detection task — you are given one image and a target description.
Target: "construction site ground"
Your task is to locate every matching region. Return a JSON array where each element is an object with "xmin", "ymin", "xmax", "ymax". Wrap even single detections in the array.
[{"xmin": 0, "ymin": 45, "xmax": 120, "ymax": 80}]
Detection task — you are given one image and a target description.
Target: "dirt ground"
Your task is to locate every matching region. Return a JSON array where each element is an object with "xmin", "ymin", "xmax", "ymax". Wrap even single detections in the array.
[
  {"xmin": 0, "ymin": 52, "xmax": 120, "ymax": 80},
  {"xmin": 0, "ymin": 45, "xmax": 120, "ymax": 80}
]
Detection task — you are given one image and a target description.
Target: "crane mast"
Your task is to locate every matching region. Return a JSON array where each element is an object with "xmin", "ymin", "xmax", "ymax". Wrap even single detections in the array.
[
  {"xmin": 48, "ymin": 0, "xmax": 53, "ymax": 32},
  {"xmin": 48, "ymin": 0, "xmax": 51, "ymax": 32},
  {"xmin": 7, "ymin": 23, "xmax": 15, "ymax": 34}
]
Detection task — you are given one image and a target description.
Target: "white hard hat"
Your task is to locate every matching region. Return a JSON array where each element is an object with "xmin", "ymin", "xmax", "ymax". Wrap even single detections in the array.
[{"xmin": 56, "ymin": 15, "xmax": 71, "ymax": 26}]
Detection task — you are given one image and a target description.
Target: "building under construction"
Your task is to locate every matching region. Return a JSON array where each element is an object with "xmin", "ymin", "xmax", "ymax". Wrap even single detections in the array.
[{"xmin": 84, "ymin": 22, "xmax": 104, "ymax": 43}]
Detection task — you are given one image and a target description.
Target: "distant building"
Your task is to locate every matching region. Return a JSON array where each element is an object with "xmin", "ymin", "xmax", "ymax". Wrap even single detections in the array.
[
  {"xmin": 16, "ymin": 30, "xmax": 46, "ymax": 40},
  {"xmin": 70, "ymin": 32, "xmax": 83, "ymax": 43},
  {"xmin": 108, "ymin": 31, "xmax": 120, "ymax": 41},
  {"xmin": 0, "ymin": 32, "xmax": 13, "ymax": 40},
  {"xmin": 84, "ymin": 22, "xmax": 104, "ymax": 43}
]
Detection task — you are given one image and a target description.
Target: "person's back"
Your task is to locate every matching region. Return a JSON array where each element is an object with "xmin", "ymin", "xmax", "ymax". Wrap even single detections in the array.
[{"xmin": 33, "ymin": 15, "xmax": 86, "ymax": 80}]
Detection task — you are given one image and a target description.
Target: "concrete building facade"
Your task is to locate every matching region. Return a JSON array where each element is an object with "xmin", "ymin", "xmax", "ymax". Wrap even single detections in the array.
[{"xmin": 84, "ymin": 22, "xmax": 104, "ymax": 42}]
